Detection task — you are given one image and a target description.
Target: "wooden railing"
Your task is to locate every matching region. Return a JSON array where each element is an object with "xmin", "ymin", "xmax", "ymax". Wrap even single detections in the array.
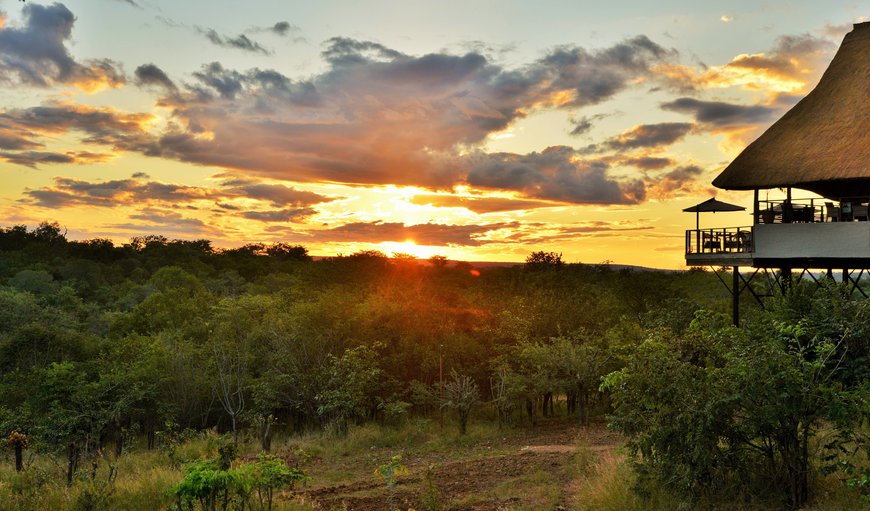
[{"xmin": 686, "ymin": 226, "xmax": 753, "ymax": 255}]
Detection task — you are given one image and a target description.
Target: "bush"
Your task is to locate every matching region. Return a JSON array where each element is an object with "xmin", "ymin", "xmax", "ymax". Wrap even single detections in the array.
[{"xmin": 603, "ymin": 293, "xmax": 870, "ymax": 509}]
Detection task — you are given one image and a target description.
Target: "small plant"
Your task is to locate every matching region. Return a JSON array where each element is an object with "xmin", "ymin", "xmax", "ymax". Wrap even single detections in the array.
[
  {"xmin": 419, "ymin": 463, "xmax": 440, "ymax": 511},
  {"xmin": 250, "ymin": 454, "xmax": 309, "ymax": 511},
  {"xmin": 375, "ymin": 454, "xmax": 409, "ymax": 511},
  {"xmin": 171, "ymin": 450, "xmax": 308, "ymax": 511}
]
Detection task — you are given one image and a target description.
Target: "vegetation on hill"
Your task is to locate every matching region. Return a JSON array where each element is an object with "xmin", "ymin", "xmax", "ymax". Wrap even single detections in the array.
[{"xmin": 0, "ymin": 222, "xmax": 867, "ymax": 510}]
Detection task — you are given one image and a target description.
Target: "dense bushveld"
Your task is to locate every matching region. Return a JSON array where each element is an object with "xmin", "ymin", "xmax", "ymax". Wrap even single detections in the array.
[{"xmin": 0, "ymin": 222, "xmax": 868, "ymax": 510}]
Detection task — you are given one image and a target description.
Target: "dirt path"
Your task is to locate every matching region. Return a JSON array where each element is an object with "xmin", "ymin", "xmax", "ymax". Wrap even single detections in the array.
[{"xmin": 296, "ymin": 420, "xmax": 621, "ymax": 511}]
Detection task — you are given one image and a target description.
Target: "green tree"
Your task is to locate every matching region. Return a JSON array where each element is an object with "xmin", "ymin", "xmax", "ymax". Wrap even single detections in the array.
[{"xmin": 441, "ymin": 370, "xmax": 479, "ymax": 435}]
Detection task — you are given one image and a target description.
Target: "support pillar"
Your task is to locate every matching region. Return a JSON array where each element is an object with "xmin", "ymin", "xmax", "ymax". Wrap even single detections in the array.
[{"xmin": 732, "ymin": 266, "xmax": 740, "ymax": 326}]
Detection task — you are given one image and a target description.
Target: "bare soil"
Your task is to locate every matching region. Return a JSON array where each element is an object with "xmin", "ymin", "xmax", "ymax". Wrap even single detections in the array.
[{"xmin": 295, "ymin": 419, "xmax": 622, "ymax": 511}]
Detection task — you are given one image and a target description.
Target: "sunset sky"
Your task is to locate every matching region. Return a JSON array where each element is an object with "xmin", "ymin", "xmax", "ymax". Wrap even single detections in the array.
[{"xmin": 0, "ymin": 1, "xmax": 866, "ymax": 268}]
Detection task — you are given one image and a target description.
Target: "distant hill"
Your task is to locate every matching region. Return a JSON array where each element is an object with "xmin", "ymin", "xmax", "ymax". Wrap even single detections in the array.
[{"xmin": 312, "ymin": 255, "xmax": 677, "ymax": 272}]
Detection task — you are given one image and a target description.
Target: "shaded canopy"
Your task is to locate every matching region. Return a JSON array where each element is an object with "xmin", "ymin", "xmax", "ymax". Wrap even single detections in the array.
[
  {"xmin": 712, "ymin": 22, "xmax": 870, "ymax": 199},
  {"xmin": 683, "ymin": 197, "xmax": 746, "ymax": 213}
]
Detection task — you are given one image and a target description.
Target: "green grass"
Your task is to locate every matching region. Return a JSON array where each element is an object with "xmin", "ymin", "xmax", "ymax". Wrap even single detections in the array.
[{"xmin": 1, "ymin": 419, "xmax": 868, "ymax": 511}]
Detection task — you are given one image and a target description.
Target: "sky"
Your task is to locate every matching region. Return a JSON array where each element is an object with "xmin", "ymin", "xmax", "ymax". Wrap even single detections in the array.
[{"xmin": 0, "ymin": 0, "xmax": 866, "ymax": 268}]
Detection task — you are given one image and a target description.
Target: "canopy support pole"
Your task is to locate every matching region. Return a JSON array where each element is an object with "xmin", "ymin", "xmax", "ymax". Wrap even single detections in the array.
[{"xmin": 732, "ymin": 266, "xmax": 740, "ymax": 326}]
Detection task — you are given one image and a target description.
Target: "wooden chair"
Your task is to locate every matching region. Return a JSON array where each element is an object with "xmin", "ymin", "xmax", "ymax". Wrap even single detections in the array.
[{"xmin": 825, "ymin": 202, "xmax": 839, "ymax": 222}]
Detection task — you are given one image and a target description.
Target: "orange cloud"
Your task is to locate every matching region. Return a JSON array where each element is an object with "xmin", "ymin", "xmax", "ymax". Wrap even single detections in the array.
[{"xmin": 653, "ymin": 34, "xmax": 835, "ymax": 96}]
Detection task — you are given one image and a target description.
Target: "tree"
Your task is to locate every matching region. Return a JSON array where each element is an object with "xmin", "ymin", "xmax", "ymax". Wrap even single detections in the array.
[
  {"xmin": 441, "ymin": 370, "xmax": 479, "ymax": 435},
  {"xmin": 603, "ymin": 288, "xmax": 870, "ymax": 509},
  {"xmin": 524, "ymin": 251, "xmax": 563, "ymax": 271},
  {"xmin": 316, "ymin": 345, "xmax": 383, "ymax": 433}
]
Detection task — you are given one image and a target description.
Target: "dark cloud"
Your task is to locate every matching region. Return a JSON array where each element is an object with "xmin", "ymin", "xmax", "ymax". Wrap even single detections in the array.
[
  {"xmin": 409, "ymin": 194, "xmax": 557, "ymax": 213},
  {"xmin": 128, "ymin": 35, "xmax": 674, "ymax": 204},
  {"xmin": 322, "ymin": 37, "xmax": 405, "ymax": 65},
  {"xmin": 240, "ymin": 208, "xmax": 316, "ymax": 222},
  {"xmin": 105, "ymin": 208, "xmax": 221, "ymax": 239},
  {"xmin": 0, "ymin": 150, "xmax": 110, "ymax": 168},
  {"xmin": 661, "ymin": 98, "xmax": 775, "ymax": 127},
  {"xmin": 619, "ymin": 155, "xmax": 674, "ymax": 170},
  {"xmin": 0, "ymin": 103, "xmax": 153, "ymax": 164},
  {"xmin": 198, "ymin": 27, "xmax": 270, "ymax": 55},
  {"xmin": 601, "ymin": 122, "xmax": 693, "ymax": 150},
  {"xmin": 0, "ymin": 124, "xmax": 42, "ymax": 150},
  {"xmin": 134, "ymin": 63, "xmax": 177, "ymax": 92},
  {"xmin": 0, "ymin": 3, "xmax": 125, "ymax": 90},
  {"xmin": 499, "ymin": 221, "xmax": 655, "ymax": 244},
  {"xmin": 270, "ymin": 21, "xmax": 295, "ymax": 36},
  {"xmin": 528, "ymin": 36, "xmax": 676, "ymax": 108},
  {"xmin": 646, "ymin": 164, "xmax": 707, "ymax": 198},
  {"xmin": 109, "ymin": 0, "xmax": 142, "ymax": 8},
  {"xmin": 568, "ymin": 117, "xmax": 594, "ymax": 136},
  {"xmin": 5, "ymin": 32, "xmax": 678, "ymax": 206},
  {"xmin": 466, "ymin": 146, "xmax": 645, "ymax": 205},
  {"xmin": 21, "ymin": 174, "xmax": 336, "ymax": 211},
  {"xmin": 310, "ymin": 221, "xmax": 516, "ymax": 246},
  {"xmin": 223, "ymin": 183, "xmax": 333, "ymax": 207}
]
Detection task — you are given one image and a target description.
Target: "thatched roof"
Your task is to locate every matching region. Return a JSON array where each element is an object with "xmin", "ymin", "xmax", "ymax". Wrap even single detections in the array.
[
  {"xmin": 682, "ymin": 197, "xmax": 745, "ymax": 213},
  {"xmin": 713, "ymin": 22, "xmax": 870, "ymax": 199}
]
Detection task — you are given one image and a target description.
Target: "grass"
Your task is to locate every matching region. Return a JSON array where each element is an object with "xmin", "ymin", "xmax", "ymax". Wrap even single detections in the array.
[{"xmin": 1, "ymin": 418, "xmax": 868, "ymax": 511}]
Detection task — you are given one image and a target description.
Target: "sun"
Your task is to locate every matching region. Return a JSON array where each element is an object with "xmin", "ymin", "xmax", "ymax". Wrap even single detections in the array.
[{"xmin": 380, "ymin": 240, "xmax": 439, "ymax": 260}]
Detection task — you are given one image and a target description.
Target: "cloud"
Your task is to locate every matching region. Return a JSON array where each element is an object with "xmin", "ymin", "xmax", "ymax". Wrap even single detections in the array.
[
  {"xmin": 109, "ymin": 0, "xmax": 142, "ymax": 8},
  {"xmin": 0, "ymin": 3, "xmax": 125, "ymax": 91},
  {"xmin": 653, "ymin": 33, "xmax": 835, "ymax": 95},
  {"xmin": 409, "ymin": 194, "xmax": 557, "ymax": 213},
  {"xmin": 270, "ymin": 21, "xmax": 296, "ymax": 36},
  {"xmin": 249, "ymin": 21, "xmax": 300, "ymax": 37},
  {"xmin": 134, "ymin": 63, "xmax": 177, "ymax": 92},
  {"xmin": 130, "ymin": 35, "xmax": 673, "ymax": 203},
  {"xmin": 499, "ymin": 220, "xmax": 655, "ymax": 244},
  {"xmin": 3, "ymin": 32, "xmax": 677, "ymax": 206},
  {"xmin": 568, "ymin": 113, "xmax": 610, "ymax": 136},
  {"xmin": 618, "ymin": 155, "xmax": 674, "ymax": 170},
  {"xmin": 0, "ymin": 150, "xmax": 111, "ymax": 167},
  {"xmin": 0, "ymin": 103, "xmax": 153, "ymax": 165},
  {"xmin": 465, "ymin": 146, "xmax": 645, "ymax": 204},
  {"xmin": 645, "ymin": 164, "xmax": 708, "ymax": 199},
  {"xmin": 310, "ymin": 221, "xmax": 516, "ymax": 246},
  {"xmin": 198, "ymin": 27, "xmax": 270, "ymax": 55},
  {"xmin": 601, "ymin": 122, "xmax": 692, "ymax": 150},
  {"xmin": 240, "ymin": 208, "xmax": 316, "ymax": 222},
  {"xmin": 660, "ymin": 97, "xmax": 776, "ymax": 128},
  {"xmin": 20, "ymin": 174, "xmax": 336, "ymax": 212}
]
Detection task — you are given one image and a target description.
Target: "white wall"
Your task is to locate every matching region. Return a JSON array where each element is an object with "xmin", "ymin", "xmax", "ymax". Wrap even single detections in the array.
[{"xmin": 754, "ymin": 223, "xmax": 870, "ymax": 259}]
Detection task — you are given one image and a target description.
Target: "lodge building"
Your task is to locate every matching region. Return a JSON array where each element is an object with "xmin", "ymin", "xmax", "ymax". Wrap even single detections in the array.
[{"xmin": 684, "ymin": 21, "xmax": 870, "ymax": 323}]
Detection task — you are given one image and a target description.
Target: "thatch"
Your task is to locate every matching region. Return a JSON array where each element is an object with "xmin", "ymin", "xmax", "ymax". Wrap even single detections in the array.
[
  {"xmin": 683, "ymin": 197, "xmax": 745, "ymax": 213},
  {"xmin": 712, "ymin": 22, "xmax": 870, "ymax": 199}
]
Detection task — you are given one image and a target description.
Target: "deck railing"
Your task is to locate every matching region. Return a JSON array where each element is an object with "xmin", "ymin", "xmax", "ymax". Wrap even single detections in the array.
[
  {"xmin": 757, "ymin": 198, "xmax": 824, "ymax": 224},
  {"xmin": 686, "ymin": 226, "xmax": 753, "ymax": 255}
]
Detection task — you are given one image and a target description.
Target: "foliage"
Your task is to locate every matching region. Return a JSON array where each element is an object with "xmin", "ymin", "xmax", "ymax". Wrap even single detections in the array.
[
  {"xmin": 375, "ymin": 454, "xmax": 409, "ymax": 511},
  {"xmin": 603, "ymin": 288, "xmax": 870, "ymax": 509},
  {"xmin": 441, "ymin": 370, "xmax": 480, "ymax": 435},
  {"xmin": 171, "ymin": 450, "xmax": 307, "ymax": 511}
]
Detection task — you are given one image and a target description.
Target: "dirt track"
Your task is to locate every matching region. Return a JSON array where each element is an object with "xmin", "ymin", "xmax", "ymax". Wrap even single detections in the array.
[{"xmin": 296, "ymin": 420, "xmax": 622, "ymax": 511}]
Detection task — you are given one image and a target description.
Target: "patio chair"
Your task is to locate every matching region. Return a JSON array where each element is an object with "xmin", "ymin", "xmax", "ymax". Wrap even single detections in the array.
[{"xmin": 825, "ymin": 202, "xmax": 839, "ymax": 222}]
